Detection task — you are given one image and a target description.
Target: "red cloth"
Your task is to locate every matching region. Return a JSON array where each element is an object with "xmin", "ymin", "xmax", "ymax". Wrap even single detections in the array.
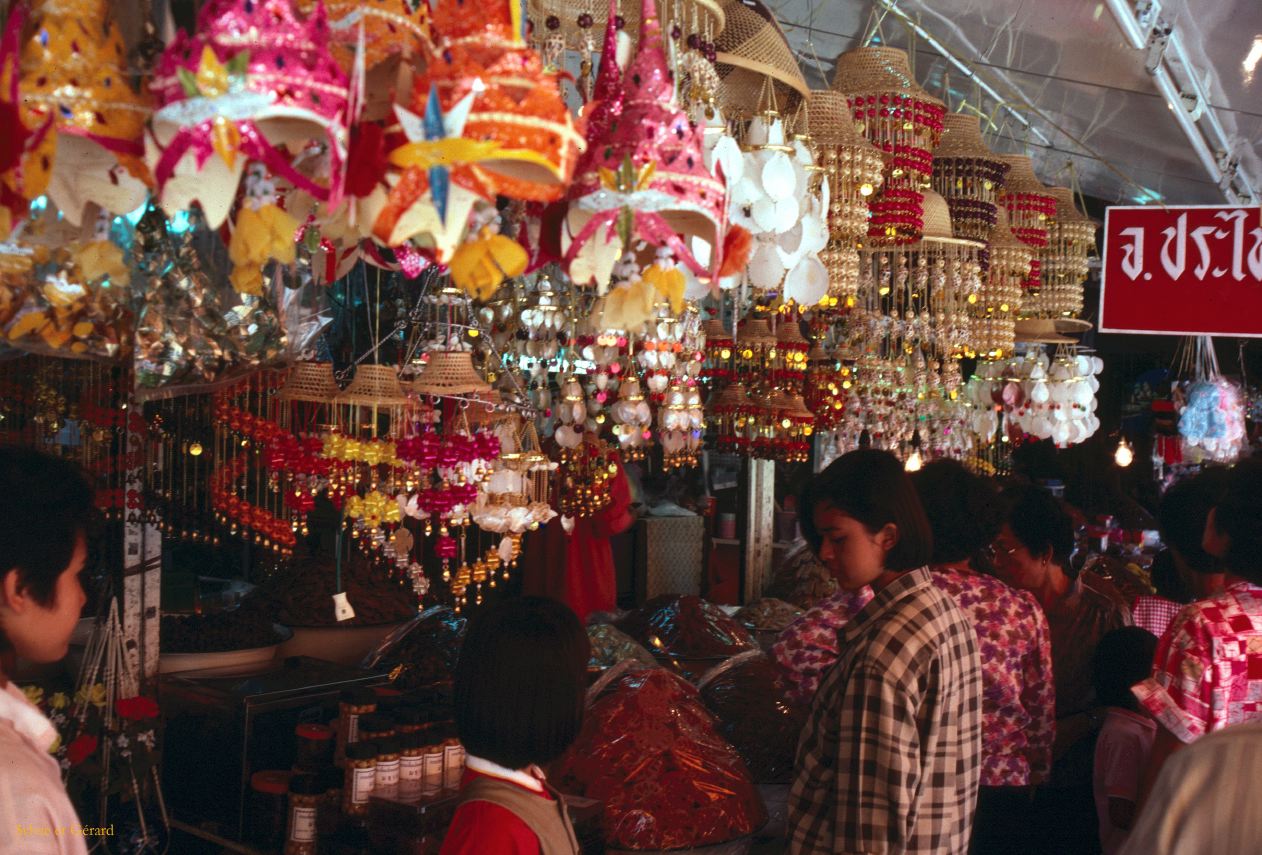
[
  {"xmin": 440, "ymin": 769, "xmax": 555, "ymax": 855},
  {"xmin": 523, "ymin": 457, "xmax": 634, "ymax": 622}
]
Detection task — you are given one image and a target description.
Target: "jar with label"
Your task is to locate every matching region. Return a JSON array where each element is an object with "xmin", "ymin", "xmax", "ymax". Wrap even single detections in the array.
[
  {"xmin": 421, "ymin": 738, "xmax": 444, "ymax": 796},
  {"xmin": 374, "ymin": 737, "xmax": 401, "ymax": 801},
  {"xmin": 284, "ymin": 773, "xmax": 323, "ymax": 855},
  {"xmin": 294, "ymin": 723, "xmax": 335, "ymax": 774},
  {"xmin": 398, "ymin": 733, "xmax": 425, "ymax": 802},
  {"xmin": 442, "ymin": 737, "xmax": 465, "ymax": 791},
  {"xmin": 336, "ymin": 688, "xmax": 377, "ymax": 767},
  {"xmin": 317, "ymin": 766, "xmax": 342, "ymax": 837},
  {"xmin": 342, "ymin": 741, "xmax": 378, "ymax": 819},
  {"xmin": 248, "ymin": 770, "xmax": 291, "ymax": 851},
  {"xmin": 357, "ymin": 714, "xmax": 396, "ymax": 745}
]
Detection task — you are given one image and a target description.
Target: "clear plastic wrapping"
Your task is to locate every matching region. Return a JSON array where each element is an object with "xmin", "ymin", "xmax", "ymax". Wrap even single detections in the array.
[
  {"xmin": 697, "ymin": 651, "xmax": 806, "ymax": 784},
  {"xmin": 588, "ymin": 623, "xmax": 659, "ymax": 670},
  {"xmin": 361, "ymin": 605, "xmax": 467, "ymax": 690},
  {"xmin": 615, "ymin": 595, "xmax": 758, "ymax": 660},
  {"xmin": 553, "ymin": 663, "xmax": 767, "ymax": 850}
]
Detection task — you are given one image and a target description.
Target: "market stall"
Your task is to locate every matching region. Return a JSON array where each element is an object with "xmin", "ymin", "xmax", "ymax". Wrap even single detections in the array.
[{"xmin": 0, "ymin": 0, "xmax": 1259, "ymax": 852}]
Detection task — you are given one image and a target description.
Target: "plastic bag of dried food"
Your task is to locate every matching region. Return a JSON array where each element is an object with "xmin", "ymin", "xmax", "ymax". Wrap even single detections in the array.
[
  {"xmin": 361, "ymin": 605, "xmax": 467, "ymax": 689},
  {"xmin": 588, "ymin": 623, "xmax": 658, "ymax": 669},
  {"xmin": 734, "ymin": 598, "xmax": 803, "ymax": 632},
  {"xmin": 615, "ymin": 595, "xmax": 757, "ymax": 659},
  {"xmin": 697, "ymin": 650, "xmax": 806, "ymax": 784},
  {"xmin": 553, "ymin": 662, "xmax": 766, "ymax": 850}
]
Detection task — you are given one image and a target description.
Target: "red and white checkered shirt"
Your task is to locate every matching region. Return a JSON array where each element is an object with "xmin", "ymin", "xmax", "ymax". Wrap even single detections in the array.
[
  {"xmin": 1133, "ymin": 580, "xmax": 1262, "ymax": 744},
  {"xmin": 1132, "ymin": 595, "xmax": 1186, "ymax": 639}
]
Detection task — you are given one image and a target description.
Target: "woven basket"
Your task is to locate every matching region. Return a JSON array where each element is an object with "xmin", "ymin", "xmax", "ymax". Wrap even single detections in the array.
[
  {"xmin": 934, "ymin": 113, "xmax": 992, "ymax": 157},
  {"xmin": 713, "ymin": 382, "xmax": 753, "ymax": 408},
  {"xmin": 528, "ymin": 0, "xmax": 725, "ymax": 50},
  {"xmin": 807, "ymin": 341, "xmax": 829, "ymax": 361},
  {"xmin": 1048, "ymin": 187, "xmax": 1093, "ymax": 225},
  {"xmin": 739, "ymin": 318, "xmax": 776, "ymax": 345},
  {"xmin": 413, "ymin": 351, "xmax": 493, "ymax": 396},
  {"xmin": 776, "ymin": 320, "xmax": 809, "ymax": 346},
  {"xmin": 921, "ymin": 190, "xmax": 954, "ymax": 240},
  {"xmin": 990, "ymin": 207, "xmax": 1027, "ymax": 251},
  {"xmin": 997, "ymin": 155, "xmax": 1047, "ymax": 195},
  {"xmin": 463, "ymin": 388, "xmax": 513, "ymax": 427},
  {"xmin": 831, "ymin": 46, "xmax": 943, "ymax": 110},
  {"xmin": 277, "ymin": 362, "xmax": 338, "ymax": 403},
  {"xmin": 336, "ymin": 364, "xmax": 409, "ymax": 407},
  {"xmin": 714, "ymin": 0, "xmax": 808, "ymax": 115},
  {"xmin": 806, "ymin": 89, "xmax": 867, "ymax": 146}
]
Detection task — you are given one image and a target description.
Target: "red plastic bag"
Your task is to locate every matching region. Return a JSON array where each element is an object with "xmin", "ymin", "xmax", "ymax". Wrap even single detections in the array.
[
  {"xmin": 553, "ymin": 663, "xmax": 766, "ymax": 850},
  {"xmin": 615, "ymin": 595, "xmax": 757, "ymax": 659},
  {"xmin": 697, "ymin": 651, "xmax": 806, "ymax": 784}
]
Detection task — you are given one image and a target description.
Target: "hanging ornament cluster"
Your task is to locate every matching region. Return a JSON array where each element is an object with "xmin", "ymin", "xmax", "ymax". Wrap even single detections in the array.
[
  {"xmin": 969, "ymin": 208, "xmax": 1031, "ymax": 359},
  {"xmin": 996, "ymin": 155, "xmax": 1057, "ymax": 296},
  {"xmin": 831, "ymin": 46, "xmax": 946, "ymax": 245},
  {"xmin": 1173, "ymin": 336, "xmax": 1247, "ymax": 463},
  {"xmin": 965, "ymin": 347, "xmax": 1102, "ymax": 447},
  {"xmin": 1033, "ymin": 187, "xmax": 1095, "ymax": 318},
  {"xmin": 931, "ymin": 113, "xmax": 1009, "ymax": 244}
]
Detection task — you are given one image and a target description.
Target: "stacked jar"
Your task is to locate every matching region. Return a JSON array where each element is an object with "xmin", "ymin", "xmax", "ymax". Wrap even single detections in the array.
[{"xmin": 336, "ymin": 688, "xmax": 377, "ymax": 767}]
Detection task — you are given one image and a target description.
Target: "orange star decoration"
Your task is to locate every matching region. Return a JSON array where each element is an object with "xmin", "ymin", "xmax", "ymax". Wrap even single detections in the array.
[
  {"xmin": 447, "ymin": 230, "xmax": 528, "ymax": 301},
  {"xmin": 228, "ymin": 204, "xmax": 299, "ymax": 296},
  {"xmin": 177, "ymin": 46, "xmax": 249, "ymax": 169}
]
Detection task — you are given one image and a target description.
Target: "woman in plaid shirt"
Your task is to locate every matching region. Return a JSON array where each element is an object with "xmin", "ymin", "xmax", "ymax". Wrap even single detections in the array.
[{"xmin": 788, "ymin": 450, "xmax": 983, "ymax": 855}]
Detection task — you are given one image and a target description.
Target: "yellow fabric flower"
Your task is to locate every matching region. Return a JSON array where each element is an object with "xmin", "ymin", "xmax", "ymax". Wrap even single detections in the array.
[
  {"xmin": 21, "ymin": 685, "xmax": 44, "ymax": 706},
  {"xmin": 448, "ymin": 233, "xmax": 528, "ymax": 301},
  {"xmin": 229, "ymin": 204, "xmax": 300, "ymax": 296},
  {"xmin": 72, "ymin": 240, "xmax": 131, "ymax": 288},
  {"xmin": 49, "ymin": 692, "xmax": 69, "ymax": 710},
  {"xmin": 75, "ymin": 683, "xmax": 107, "ymax": 708},
  {"xmin": 640, "ymin": 264, "xmax": 686, "ymax": 315},
  {"xmin": 599, "ymin": 279, "xmax": 656, "ymax": 332}
]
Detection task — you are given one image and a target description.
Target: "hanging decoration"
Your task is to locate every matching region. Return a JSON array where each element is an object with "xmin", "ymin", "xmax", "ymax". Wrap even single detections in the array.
[
  {"xmin": 995, "ymin": 155, "xmax": 1056, "ymax": 297},
  {"xmin": 712, "ymin": 0, "xmax": 809, "ymax": 117},
  {"xmin": 1173, "ymin": 336, "xmax": 1247, "ymax": 463},
  {"xmin": 1034, "ymin": 187, "xmax": 1095, "ymax": 319},
  {"xmin": 969, "ymin": 208, "xmax": 1030, "ymax": 360},
  {"xmin": 832, "ymin": 46, "xmax": 946, "ymax": 245},
  {"xmin": 965, "ymin": 346, "xmax": 1103, "ymax": 447},
  {"xmin": 930, "ymin": 113, "xmax": 1009, "ymax": 244}
]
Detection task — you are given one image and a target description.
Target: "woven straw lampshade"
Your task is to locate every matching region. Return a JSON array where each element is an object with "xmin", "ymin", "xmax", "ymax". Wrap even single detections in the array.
[
  {"xmin": 931, "ymin": 113, "xmax": 1010, "ymax": 243},
  {"xmin": 277, "ymin": 362, "xmax": 338, "ymax": 403},
  {"xmin": 702, "ymin": 318, "xmax": 730, "ymax": 339},
  {"xmin": 412, "ymin": 351, "xmax": 493, "ymax": 397},
  {"xmin": 995, "ymin": 154, "xmax": 1056, "ymax": 298},
  {"xmin": 808, "ymin": 89, "xmax": 884, "ymax": 241},
  {"xmin": 919, "ymin": 190, "xmax": 954, "ymax": 240},
  {"xmin": 1035, "ymin": 187, "xmax": 1096, "ymax": 319},
  {"xmin": 776, "ymin": 320, "xmax": 809, "ymax": 347},
  {"xmin": 740, "ymin": 318, "xmax": 776, "ymax": 346},
  {"xmin": 336, "ymin": 364, "xmax": 409, "ymax": 406},
  {"xmin": 832, "ymin": 46, "xmax": 946, "ymax": 245},
  {"xmin": 714, "ymin": 0, "xmax": 808, "ymax": 115}
]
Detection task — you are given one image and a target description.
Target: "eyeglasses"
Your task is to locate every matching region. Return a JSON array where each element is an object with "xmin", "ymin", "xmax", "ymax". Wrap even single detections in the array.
[{"xmin": 986, "ymin": 542, "xmax": 1022, "ymax": 560}]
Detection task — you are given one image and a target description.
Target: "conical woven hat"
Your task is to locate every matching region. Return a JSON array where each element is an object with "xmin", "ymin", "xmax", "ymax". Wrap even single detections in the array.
[
  {"xmin": 413, "ymin": 351, "xmax": 493, "ymax": 396},
  {"xmin": 806, "ymin": 90, "xmax": 867, "ymax": 146},
  {"xmin": 831, "ymin": 46, "xmax": 943, "ymax": 110},
  {"xmin": 714, "ymin": 0, "xmax": 809, "ymax": 114},
  {"xmin": 935, "ymin": 113, "xmax": 996, "ymax": 158},
  {"xmin": 1048, "ymin": 187, "xmax": 1093, "ymax": 224},
  {"xmin": 713, "ymin": 382, "xmax": 752, "ymax": 409},
  {"xmin": 997, "ymin": 155, "xmax": 1047, "ymax": 195},
  {"xmin": 278, "ymin": 362, "xmax": 338, "ymax": 403},
  {"xmin": 920, "ymin": 190, "xmax": 954, "ymax": 240},
  {"xmin": 989, "ymin": 207, "xmax": 1026, "ymax": 250},
  {"xmin": 337, "ymin": 364, "xmax": 409, "ymax": 406},
  {"xmin": 740, "ymin": 318, "xmax": 776, "ymax": 345}
]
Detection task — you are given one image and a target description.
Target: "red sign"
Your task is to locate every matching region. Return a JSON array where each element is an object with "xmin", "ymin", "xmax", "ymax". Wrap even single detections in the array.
[{"xmin": 1100, "ymin": 205, "xmax": 1262, "ymax": 337}]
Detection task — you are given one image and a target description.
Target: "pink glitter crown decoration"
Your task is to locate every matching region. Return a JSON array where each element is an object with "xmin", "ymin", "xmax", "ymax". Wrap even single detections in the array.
[
  {"xmin": 567, "ymin": 0, "xmax": 726, "ymax": 276},
  {"xmin": 148, "ymin": 0, "xmax": 350, "ymax": 217},
  {"xmin": 571, "ymin": 0, "xmax": 624, "ymax": 180}
]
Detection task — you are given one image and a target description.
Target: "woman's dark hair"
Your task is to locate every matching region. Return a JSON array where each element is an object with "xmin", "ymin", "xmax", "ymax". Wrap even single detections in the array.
[
  {"xmin": 1148, "ymin": 549, "xmax": 1194, "ymax": 604},
  {"xmin": 1002, "ymin": 483, "xmax": 1077, "ymax": 575},
  {"xmin": 0, "ymin": 447, "xmax": 93, "ymax": 607},
  {"xmin": 1213, "ymin": 458, "xmax": 1262, "ymax": 584},
  {"xmin": 910, "ymin": 459, "xmax": 1003, "ymax": 565},
  {"xmin": 1159, "ymin": 467, "xmax": 1229, "ymax": 575},
  {"xmin": 1093, "ymin": 627, "xmax": 1158, "ymax": 710},
  {"xmin": 799, "ymin": 449, "xmax": 933, "ymax": 572},
  {"xmin": 453, "ymin": 596, "xmax": 590, "ymax": 770}
]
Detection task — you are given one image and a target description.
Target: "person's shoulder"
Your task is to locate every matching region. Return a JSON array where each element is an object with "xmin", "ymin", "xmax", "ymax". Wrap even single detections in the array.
[
  {"xmin": 441, "ymin": 799, "xmax": 540, "ymax": 855},
  {"xmin": 857, "ymin": 577, "xmax": 973, "ymax": 664}
]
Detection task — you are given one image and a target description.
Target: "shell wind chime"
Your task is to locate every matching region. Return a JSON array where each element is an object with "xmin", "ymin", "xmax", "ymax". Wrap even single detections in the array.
[
  {"xmin": 969, "ymin": 208, "xmax": 1031, "ymax": 359},
  {"xmin": 1034, "ymin": 187, "xmax": 1095, "ymax": 319},
  {"xmin": 996, "ymin": 155, "xmax": 1056, "ymax": 296}
]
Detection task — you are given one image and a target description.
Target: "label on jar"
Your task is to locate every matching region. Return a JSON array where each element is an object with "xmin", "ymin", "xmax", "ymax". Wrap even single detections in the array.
[
  {"xmin": 442, "ymin": 744, "xmax": 463, "ymax": 790},
  {"xmin": 399, "ymin": 754, "xmax": 423, "ymax": 800},
  {"xmin": 422, "ymin": 751, "xmax": 443, "ymax": 793},
  {"xmin": 288, "ymin": 805, "xmax": 317, "ymax": 843},
  {"xmin": 376, "ymin": 757, "xmax": 400, "ymax": 791},
  {"xmin": 346, "ymin": 713, "xmax": 361, "ymax": 745},
  {"xmin": 351, "ymin": 766, "xmax": 376, "ymax": 805}
]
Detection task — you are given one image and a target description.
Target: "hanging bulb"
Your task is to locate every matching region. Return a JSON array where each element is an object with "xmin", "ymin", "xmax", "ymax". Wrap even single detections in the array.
[
  {"xmin": 904, "ymin": 449, "xmax": 923, "ymax": 472},
  {"xmin": 1114, "ymin": 437, "xmax": 1134, "ymax": 468}
]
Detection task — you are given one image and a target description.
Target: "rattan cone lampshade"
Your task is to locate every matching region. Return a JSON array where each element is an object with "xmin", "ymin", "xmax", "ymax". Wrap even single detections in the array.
[
  {"xmin": 806, "ymin": 89, "xmax": 865, "ymax": 146},
  {"xmin": 776, "ymin": 320, "xmax": 809, "ymax": 346},
  {"xmin": 920, "ymin": 190, "xmax": 954, "ymax": 240},
  {"xmin": 714, "ymin": 0, "xmax": 808, "ymax": 115},
  {"xmin": 809, "ymin": 89, "xmax": 884, "ymax": 245},
  {"xmin": 337, "ymin": 364, "xmax": 409, "ymax": 406},
  {"xmin": 702, "ymin": 318, "xmax": 730, "ymax": 339},
  {"xmin": 971, "ymin": 207, "xmax": 1030, "ymax": 358},
  {"xmin": 932, "ymin": 113, "xmax": 1009, "ymax": 242},
  {"xmin": 740, "ymin": 317, "xmax": 776, "ymax": 345},
  {"xmin": 412, "ymin": 351, "xmax": 493, "ymax": 397},
  {"xmin": 278, "ymin": 362, "xmax": 338, "ymax": 403},
  {"xmin": 996, "ymin": 154, "xmax": 1056, "ymax": 296},
  {"xmin": 1037, "ymin": 187, "xmax": 1095, "ymax": 319}
]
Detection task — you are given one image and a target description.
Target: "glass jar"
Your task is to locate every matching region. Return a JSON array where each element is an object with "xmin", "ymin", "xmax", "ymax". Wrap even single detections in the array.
[
  {"xmin": 391, "ymin": 706, "xmax": 426, "ymax": 735},
  {"xmin": 284, "ymin": 773, "xmax": 323, "ymax": 855},
  {"xmin": 342, "ymin": 742, "xmax": 378, "ymax": 819},
  {"xmin": 372, "ymin": 685, "xmax": 405, "ymax": 713},
  {"xmin": 442, "ymin": 737, "xmax": 465, "ymax": 791},
  {"xmin": 357, "ymin": 714, "xmax": 396, "ymax": 745},
  {"xmin": 248, "ymin": 770, "xmax": 291, "ymax": 851},
  {"xmin": 336, "ymin": 688, "xmax": 377, "ymax": 767},
  {"xmin": 374, "ymin": 737, "xmax": 401, "ymax": 801},
  {"xmin": 294, "ymin": 723, "xmax": 334, "ymax": 774},
  {"xmin": 398, "ymin": 733, "xmax": 425, "ymax": 802}
]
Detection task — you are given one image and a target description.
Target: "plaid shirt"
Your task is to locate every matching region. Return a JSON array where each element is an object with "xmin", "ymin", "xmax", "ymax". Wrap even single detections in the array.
[
  {"xmin": 1133, "ymin": 580, "xmax": 1262, "ymax": 744},
  {"xmin": 789, "ymin": 567, "xmax": 984, "ymax": 855},
  {"xmin": 1132, "ymin": 595, "xmax": 1186, "ymax": 639}
]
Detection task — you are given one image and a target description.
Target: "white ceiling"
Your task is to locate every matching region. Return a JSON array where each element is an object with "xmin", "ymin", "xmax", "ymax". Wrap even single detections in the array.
[{"xmin": 763, "ymin": 0, "xmax": 1262, "ymax": 205}]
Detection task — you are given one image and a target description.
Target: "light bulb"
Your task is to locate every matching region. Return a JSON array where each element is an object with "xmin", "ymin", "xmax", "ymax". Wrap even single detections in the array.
[
  {"xmin": 1114, "ymin": 438, "xmax": 1134, "ymax": 468},
  {"xmin": 859, "ymin": 182, "xmax": 874, "ymax": 197},
  {"xmin": 904, "ymin": 450, "xmax": 923, "ymax": 472}
]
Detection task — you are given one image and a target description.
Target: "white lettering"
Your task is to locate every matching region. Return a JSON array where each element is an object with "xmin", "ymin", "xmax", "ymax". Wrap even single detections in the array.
[
  {"xmin": 1160, "ymin": 213, "xmax": 1188, "ymax": 281},
  {"xmin": 1119, "ymin": 226, "xmax": 1146, "ymax": 280}
]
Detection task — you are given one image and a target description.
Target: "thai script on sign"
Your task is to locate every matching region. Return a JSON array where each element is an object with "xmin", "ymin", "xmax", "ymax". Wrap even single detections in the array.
[{"xmin": 1114, "ymin": 208, "xmax": 1262, "ymax": 284}]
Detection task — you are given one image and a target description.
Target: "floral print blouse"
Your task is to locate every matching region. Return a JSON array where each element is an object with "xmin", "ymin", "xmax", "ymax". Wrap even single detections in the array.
[{"xmin": 773, "ymin": 567, "xmax": 1056, "ymax": 787}]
